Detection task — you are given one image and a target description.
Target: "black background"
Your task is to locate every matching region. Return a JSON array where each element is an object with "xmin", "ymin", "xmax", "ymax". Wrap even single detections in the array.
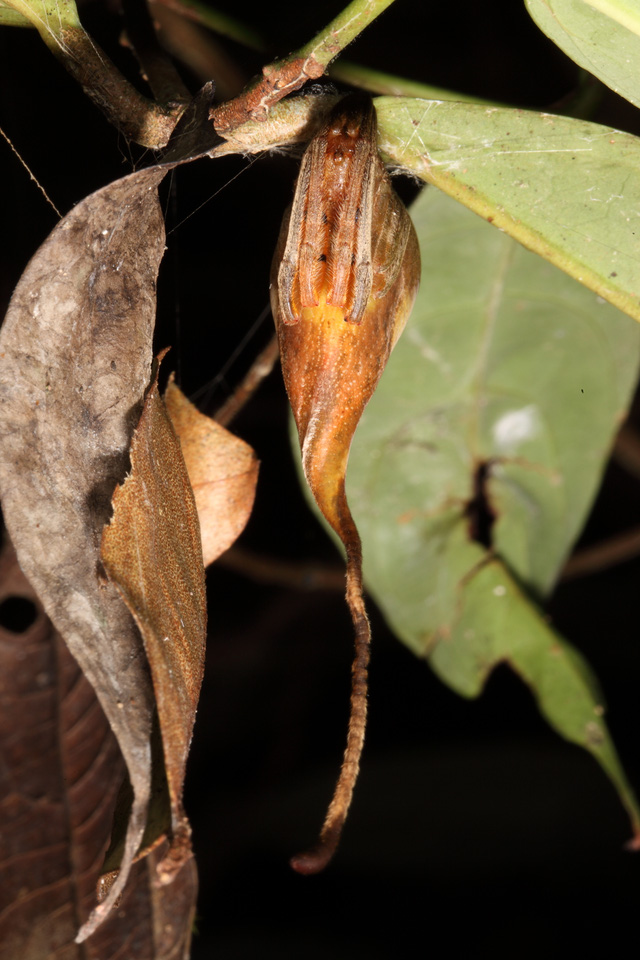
[{"xmin": 2, "ymin": 1, "xmax": 640, "ymax": 956}]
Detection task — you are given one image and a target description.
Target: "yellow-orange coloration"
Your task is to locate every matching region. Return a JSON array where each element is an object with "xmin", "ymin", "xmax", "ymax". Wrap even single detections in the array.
[{"xmin": 271, "ymin": 93, "xmax": 421, "ymax": 873}]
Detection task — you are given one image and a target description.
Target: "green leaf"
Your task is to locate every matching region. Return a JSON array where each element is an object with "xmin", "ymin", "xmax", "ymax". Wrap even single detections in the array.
[
  {"xmin": 429, "ymin": 549, "xmax": 640, "ymax": 838},
  {"xmin": 526, "ymin": 0, "xmax": 640, "ymax": 109},
  {"xmin": 1, "ymin": 0, "xmax": 81, "ymax": 46},
  {"xmin": 0, "ymin": 1, "xmax": 32, "ymax": 26},
  {"xmin": 343, "ymin": 186, "xmax": 640, "ymax": 836},
  {"xmin": 374, "ymin": 96, "xmax": 640, "ymax": 325}
]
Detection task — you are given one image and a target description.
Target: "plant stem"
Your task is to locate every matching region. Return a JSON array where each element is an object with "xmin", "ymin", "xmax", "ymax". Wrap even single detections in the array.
[
  {"xmin": 122, "ymin": 0, "xmax": 191, "ymax": 103},
  {"xmin": 213, "ymin": 335, "xmax": 280, "ymax": 427},
  {"xmin": 149, "ymin": 0, "xmax": 267, "ymax": 51},
  {"xmin": 5, "ymin": 0, "xmax": 184, "ymax": 147},
  {"xmin": 57, "ymin": 27, "xmax": 183, "ymax": 147},
  {"xmin": 295, "ymin": 0, "xmax": 397, "ymax": 65},
  {"xmin": 613, "ymin": 422, "xmax": 640, "ymax": 481},
  {"xmin": 151, "ymin": 4, "xmax": 248, "ymax": 98},
  {"xmin": 217, "ymin": 546, "xmax": 345, "ymax": 591},
  {"xmin": 330, "ymin": 61, "xmax": 497, "ymax": 104},
  {"xmin": 562, "ymin": 525, "xmax": 640, "ymax": 580},
  {"xmin": 211, "ymin": 0, "xmax": 398, "ymax": 133}
]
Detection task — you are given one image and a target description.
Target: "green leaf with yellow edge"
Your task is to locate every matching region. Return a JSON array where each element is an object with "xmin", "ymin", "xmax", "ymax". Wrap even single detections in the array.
[
  {"xmin": 526, "ymin": 0, "xmax": 640, "ymax": 109},
  {"xmin": 342, "ymin": 185, "xmax": 640, "ymax": 838},
  {"xmin": 374, "ymin": 96, "xmax": 640, "ymax": 325}
]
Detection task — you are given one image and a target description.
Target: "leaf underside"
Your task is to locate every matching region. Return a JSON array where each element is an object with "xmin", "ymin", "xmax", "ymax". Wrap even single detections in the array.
[
  {"xmin": 526, "ymin": 0, "xmax": 640, "ymax": 110},
  {"xmin": 340, "ymin": 186, "xmax": 640, "ymax": 836},
  {"xmin": 375, "ymin": 97, "xmax": 640, "ymax": 327}
]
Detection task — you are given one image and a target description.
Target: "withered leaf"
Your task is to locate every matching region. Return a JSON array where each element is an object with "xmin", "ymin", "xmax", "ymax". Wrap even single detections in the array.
[
  {"xmin": 164, "ymin": 378, "xmax": 259, "ymax": 567},
  {"xmin": 270, "ymin": 94, "xmax": 421, "ymax": 873},
  {"xmin": 94, "ymin": 840, "xmax": 197, "ymax": 960},
  {"xmin": 0, "ymin": 82, "xmax": 220, "ymax": 940},
  {"xmin": 0, "ymin": 538, "xmax": 124, "ymax": 959},
  {"xmin": 101, "ymin": 356, "xmax": 207, "ymax": 873},
  {"xmin": 0, "ymin": 164, "xmax": 169, "ymax": 939}
]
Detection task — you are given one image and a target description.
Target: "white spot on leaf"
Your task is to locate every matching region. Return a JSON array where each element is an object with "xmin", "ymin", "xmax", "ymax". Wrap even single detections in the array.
[{"xmin": 492, "ymin": 405, "xmax": 540, "ymax": 454}]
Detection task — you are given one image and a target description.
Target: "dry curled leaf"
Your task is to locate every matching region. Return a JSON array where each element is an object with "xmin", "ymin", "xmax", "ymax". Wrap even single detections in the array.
[
  {"xmin": 0, "ymin": 538, "xmax": 197, "ymax": 958},
  {"xmin": 101, "ymin": 355, "xmax": 207, "ymax": 879},
  {"xmin": 96, "ymin": 839, "xmax": 197, "ymax": 960},
  {"xmin": 0, "ymin": 164, "xmax": 170, "ymax": 940},
  {"xmin": 0, "ymin": 82, "xmax": 222, "ymax": 941},
  {"xmin": 164, "ymin": 378, "xmax": 259, "ymax": 567},
  {"xmin": 270, "ymin": 93, "xmax": 421, "ymax": 873}
]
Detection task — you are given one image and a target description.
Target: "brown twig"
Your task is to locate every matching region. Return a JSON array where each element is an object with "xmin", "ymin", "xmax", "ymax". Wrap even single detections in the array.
[
  {"xmin": 210, "ymin": 0, "xmax": 398, "ymax": 134},
  {"xmin": 561, "ymin": 524, "xmax": 640, "ymax": 581},
  {"xmin": 213, "ymin": 334, "xmax": 280, "ymax": 427},
  {"xmin": 149, "ymin": 0, "xmax": 267, "ymax": 51},
  {"xmin": 150, "ymin": 3, "xmax": 248, "ymax": 100},
  {"xmin": 556, "ymin": 421, "xmax": 640, "ymax": 580},
  {"xmin": 613, "ymin": 422, "xmax": 640, "ymax": 482},
  {"xmin": 42, "ymin": 24, "xmax": 184, "ymax": 148},
  {"xmin": 122, "ymin": 0, "xmax": 191, "ymax": 103},
  {"xmin": 216, "ymin": 545, "xmax": 345, "ymax": 591}
]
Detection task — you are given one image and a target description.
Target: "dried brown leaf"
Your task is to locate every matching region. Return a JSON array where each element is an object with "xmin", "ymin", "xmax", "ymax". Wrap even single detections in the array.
[
  {"xmin": 92, "ymin": 840, "xmax": 197, "ymax": 960},
  {"xmin": 270, "ymin": 94, "xmax": 421, "ymax": 873},
  {"xmin": 0, "ymin": 165, "xmax": 171, "ymax": 938},
  {"xmin": 0, "ymin": 540, "xmax": 195, "ymax": 959},
  {"xmin": 0, "ymin": 538, "xmax": 124, "ymax": 958},
  {"xmin": 0, "ymin": 83, "xmax": 223, "ymax": 941},
  {"xmin": 164, "ymin": 378, "xmax": 259, "ymax": 567},
  {"xmin": 101, "ymin": 357, "xmax": 207, "ymax": 876}
]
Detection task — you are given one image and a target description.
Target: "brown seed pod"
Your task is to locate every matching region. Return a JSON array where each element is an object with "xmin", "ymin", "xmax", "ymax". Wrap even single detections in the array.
[{"xmin": 270, "ymin": 93, "xmax": 421, "ymax": 874}]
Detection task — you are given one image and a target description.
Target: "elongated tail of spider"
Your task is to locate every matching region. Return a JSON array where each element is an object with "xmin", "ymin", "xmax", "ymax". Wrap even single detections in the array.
[{"xmin": 270, "ymin": 93, "xmax": 421, "ymax": 874}]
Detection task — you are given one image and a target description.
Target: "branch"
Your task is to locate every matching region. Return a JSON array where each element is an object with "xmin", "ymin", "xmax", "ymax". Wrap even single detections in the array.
[
  {"xmin": 217, "ymin": 546, "xmax": 345, "ymax": 591},
  {"xmin": 561, "ymin": 525, "xmax": 640, "ymax": 580},
  {"xmin": 213, "ymin": 335, "xmax": 280, "ymax": 427},
  {"xmin": 150, "ymin": 3, "xmax": 248, "ymax": 99},
  {"xmin": 210, "ymin": 0, "xmax": 398, "ymax": 134},
  {"xmin": 122, "ymin": 0, "xmax": 191, "ymax": 103},
  {"xmin": 613, "ymin": 422, "xmax": 640, "ymax": 482},
  {"xmin": 5, "ymin": 0, "xmax": 185, "ymax": 148},
  {"xmin": 148, "ymin": 0, "xmax": 266, "ymax": 51},
  {"xmin": 58, "ymin": 29, "xmax": 184, "ymax": 147}
]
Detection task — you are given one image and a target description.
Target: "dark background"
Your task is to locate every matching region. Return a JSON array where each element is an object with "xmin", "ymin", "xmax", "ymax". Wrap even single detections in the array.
[{"xmin": 2, "ymin": 1, "xmax": 640, "ymax": 956}]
